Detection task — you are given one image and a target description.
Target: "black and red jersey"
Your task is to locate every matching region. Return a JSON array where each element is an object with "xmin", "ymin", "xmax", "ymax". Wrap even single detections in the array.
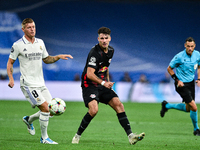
[{"xmin": 81, "ymin": 44, "xmax": 114, "ymax": 88}]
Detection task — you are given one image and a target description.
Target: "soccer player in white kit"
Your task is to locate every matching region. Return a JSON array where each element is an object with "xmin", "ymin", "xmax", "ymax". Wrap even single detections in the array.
[{"xmin": 7, "ymin": 18, "xmax": 73, "ymax": 144}]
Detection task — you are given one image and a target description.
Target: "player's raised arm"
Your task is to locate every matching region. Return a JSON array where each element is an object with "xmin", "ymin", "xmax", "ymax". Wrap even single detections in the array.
[
  {"xmin": 43, "ymin": 54, "xmax": 73, "ymax": 64},
  {"xmin": 7, "ymin": 58, "xmax": 15, "ymax": 88}
]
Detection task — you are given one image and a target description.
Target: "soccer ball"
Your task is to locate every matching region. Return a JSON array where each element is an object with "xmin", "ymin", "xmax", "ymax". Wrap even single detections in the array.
[{"xmin": 48, "ymin": 98, "xmax": 66, "ymax": 116}]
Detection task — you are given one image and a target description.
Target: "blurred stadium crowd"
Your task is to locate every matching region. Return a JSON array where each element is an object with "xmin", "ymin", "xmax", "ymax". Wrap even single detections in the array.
[{"xmin": 1, "ymin": 0, "xmax": 200, "ymax": 83}]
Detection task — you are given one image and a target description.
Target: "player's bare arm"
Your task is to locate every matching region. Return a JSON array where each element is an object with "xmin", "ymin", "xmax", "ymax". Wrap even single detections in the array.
[
  {"xmin": 167, "ymin": 66, "xmax": 184, "ymax": 87},
  {"xmin": 167, "ymin": 66, "xmax": 175, "ymax": 76},
  {"xmin": 7, "ymin": 58, "xmax": 15, "ymax": 88},
  {"xmin": 43, "ymin": 54, "xmax": 73, "ymax": 64},
  {"xmin": 87, "ymin": 67, "xmax": 114, "ymax": 89}
]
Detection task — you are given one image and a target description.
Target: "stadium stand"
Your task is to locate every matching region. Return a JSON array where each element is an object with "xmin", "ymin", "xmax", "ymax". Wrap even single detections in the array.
[{"xmin": 1, "ymin": 0, "xmax": 200, "ymax": 82}]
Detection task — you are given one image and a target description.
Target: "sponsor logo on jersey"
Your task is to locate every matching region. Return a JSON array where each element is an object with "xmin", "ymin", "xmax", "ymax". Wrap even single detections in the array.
[
  {"xmin": 90, "ymin": 94, "xmax": 96, "ymax": 99},
  {"xmin": 98, "ymin": 66, "xmax": 108, "ymax": 72},
  {"xmin": 25, "ymin": 52, "xmax": 42, "ymax": 60}
]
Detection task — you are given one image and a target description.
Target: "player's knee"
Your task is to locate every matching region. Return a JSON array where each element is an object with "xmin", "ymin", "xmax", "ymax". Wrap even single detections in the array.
[
  {"xmin": 192, "ymin": 106, "xmax": 197, "ymax": 112},
  {"xmin": 38, "ymin": 101, "xmax": 49, "ymax": 112},
  {"xmin": 190, "ymin": 101, "xmax": 197, "ymax": 111},
  {"xmin": 89, "ymin": 108, "xmax": 98, "ymax": 117},
  {"xmin": 118, "ymin": 102, "xmax": 124, "ymax": 109},
  {"xmin": 40, "ymin": 108, "xmax": 49, "ymax": 113},
  {"xmin": 114, "ymin": 102, "xmax": 124, "ymax": 113}
]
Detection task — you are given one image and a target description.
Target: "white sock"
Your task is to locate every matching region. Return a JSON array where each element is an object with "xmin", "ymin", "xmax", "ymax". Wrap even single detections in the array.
[
  {"xmin": 28, "ymin": 111, "xmax": 40, "ymax": 124},
  {"xmin": 39, "ymin": 112, "xmax": 50, "ymax": 140}
]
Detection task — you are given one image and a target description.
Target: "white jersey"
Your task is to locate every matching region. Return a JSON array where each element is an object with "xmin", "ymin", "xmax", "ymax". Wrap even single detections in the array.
[{"xmin": 9, "ymin": 36, "xmax": 49, "ymax": 87}]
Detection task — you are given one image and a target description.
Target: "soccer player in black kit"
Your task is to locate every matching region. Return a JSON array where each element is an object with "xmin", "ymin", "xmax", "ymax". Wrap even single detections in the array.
[{"xmin": 72, "ymin": 27, "xmax": 145, "ymax": 145}]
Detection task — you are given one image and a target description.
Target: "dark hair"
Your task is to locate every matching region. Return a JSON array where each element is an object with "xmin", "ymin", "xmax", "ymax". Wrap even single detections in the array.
[
  {"xmin": 98, "ymin": 27, "xmax": 111, "ymax": 35},
  {"xmin": 185, "ymin": 37, "xmax": 195, "ymax": 43},
  {"xmin": 22, "ymin": 18, "xmax": 34, "ymax": 29}
]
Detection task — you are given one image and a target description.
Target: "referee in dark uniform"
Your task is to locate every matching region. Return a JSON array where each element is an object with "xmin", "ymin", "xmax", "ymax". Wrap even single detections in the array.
[{"xmin": 72, "ymin": 27, "xmax": 145, "ymax": 145}]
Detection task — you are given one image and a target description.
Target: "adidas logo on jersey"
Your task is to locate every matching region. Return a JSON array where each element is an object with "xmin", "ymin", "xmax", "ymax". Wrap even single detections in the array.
[{"xmin": 23, "ymin": 48, "xmax": 27, "ymax": 51}]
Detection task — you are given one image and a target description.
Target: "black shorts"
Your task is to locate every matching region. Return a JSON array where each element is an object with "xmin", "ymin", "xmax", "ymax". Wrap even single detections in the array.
[
  {"xmin": 175, "ymin": 80, "xmax": 195, "ymax": 103},
  {"xmin": 82, "ymin": 86, "xmax": 118, "ymax": 108}
]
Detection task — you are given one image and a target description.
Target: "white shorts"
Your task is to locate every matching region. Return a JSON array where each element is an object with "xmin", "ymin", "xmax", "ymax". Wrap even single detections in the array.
[{"xmin": 21, "ymin": 86, "xmax": 52, "ymax": 108}]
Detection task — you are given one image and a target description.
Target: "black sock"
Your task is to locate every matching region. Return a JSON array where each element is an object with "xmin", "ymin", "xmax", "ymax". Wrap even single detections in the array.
[
  {"xmin": 117, "ymin": 112, "xmax": 132, "ymax": 136},
  {"xmin": 77, "ymin": 112, "xmax": 93, "ymax": 135}
]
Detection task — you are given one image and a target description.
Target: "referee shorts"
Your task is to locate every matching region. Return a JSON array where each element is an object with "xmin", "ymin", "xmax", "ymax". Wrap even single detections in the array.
[
  {"xmin": 82, "ymin": 86, "xmax": 118, "ymax": 108},
  {"xmin": 175, "ymin": 80, "xmax": 195, "ymax": 103}
]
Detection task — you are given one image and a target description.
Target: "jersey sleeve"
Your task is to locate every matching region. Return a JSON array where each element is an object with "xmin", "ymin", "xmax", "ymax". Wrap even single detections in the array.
[
  {"xmin": 9, "ymin": 43, "xmax": 19, "ymax": 60},
  {"xmin": 169, "ymin": 54, "xmax": 181, "ymax": 69},
  {"xmin": 41, "ymin": 40, "xmax": 49, "ymax": 58},
  {"xmin": 87, "ymin": 50, "xmax": 99, "ymax": 70}
]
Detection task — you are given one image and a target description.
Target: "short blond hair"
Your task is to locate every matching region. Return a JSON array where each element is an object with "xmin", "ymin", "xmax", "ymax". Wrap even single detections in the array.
[{"xmin": 21, "ymin": 18, "xmax": 34, "ymax": 29}]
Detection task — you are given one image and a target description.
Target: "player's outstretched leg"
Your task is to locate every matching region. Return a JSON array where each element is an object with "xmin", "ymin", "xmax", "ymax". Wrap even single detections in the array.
[
  {"xmin": 128, "ymin": 132, "xmax": 145, "ymax": 145},
  {"xmin": 160, "ymin": 100, "xmax": 168, "ymax": 117},
  {"xmin": 72, "ymin": 112, "xmax": 93, "ymax": 144},
  {"xmin": 116, "ymin": 112, "xmax": 145, "ymax": 145},
  {"xmin": 22, "ymin": 116, "xmax": 35, "ymax": 135}
]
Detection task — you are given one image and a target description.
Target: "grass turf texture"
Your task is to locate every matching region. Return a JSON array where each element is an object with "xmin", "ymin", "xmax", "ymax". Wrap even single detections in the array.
[{"xmin": 0, "ymin": 100, "xmax": 199, "ymax": 150}]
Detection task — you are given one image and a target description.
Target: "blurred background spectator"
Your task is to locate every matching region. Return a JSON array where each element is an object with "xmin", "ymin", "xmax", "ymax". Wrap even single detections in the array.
[
  {"xmin": 138, "ymin": 74, "xmax": 149, "ymax": 83},
  {"xmin": 160, "ymin": 72, "xmax": 171, "ymax": 83},
  {"xmin": 0, "ymin": 74, "xmax": 7, "ymax": 80},
  {"xmin": 74, "ymin": 73, "xmax": 81, "ymax": 81},
  {"xmin": 120, "ymin": 72, "xmax": 132, "ymax": 82}
]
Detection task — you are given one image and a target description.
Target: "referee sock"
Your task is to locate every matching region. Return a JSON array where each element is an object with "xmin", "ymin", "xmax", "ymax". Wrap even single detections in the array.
[
  {"xmin": 117, "ymin": 112, "xmax": 132, "ymax": 136},
  {"xmin": 166, "ymin": 103, "xmax": 187, "ymax": 112},
  {"xmin": 77, "ymin": 112, "xmax": 93, "ymax": 135},
  {"xmin": 190, "ymin": 110, "xmax": 199, "ymax": 131}
]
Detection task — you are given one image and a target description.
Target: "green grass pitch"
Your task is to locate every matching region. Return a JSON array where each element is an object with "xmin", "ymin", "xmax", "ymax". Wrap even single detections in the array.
[{"xmin": 0, "ymin": 100, "xmax": 199, "ymax": 150}]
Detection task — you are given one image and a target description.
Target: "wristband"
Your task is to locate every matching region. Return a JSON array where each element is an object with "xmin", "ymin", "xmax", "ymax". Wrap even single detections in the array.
[
  {"xmin": 101, "ymin": 81, "xmax": 105, "ymax": 86},
  {"xmin": 171, "ymin": 74, "xmax": 179, "ymax": 81}
]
